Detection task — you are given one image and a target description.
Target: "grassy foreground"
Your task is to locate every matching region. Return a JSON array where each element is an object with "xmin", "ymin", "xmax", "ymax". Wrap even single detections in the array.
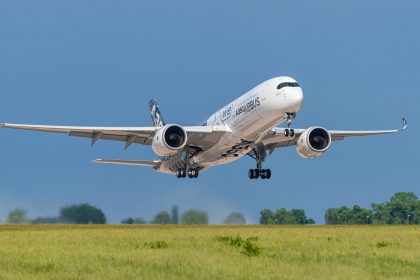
[{"xmin": 0, "ymin": 225, "xmax": 419, "ymax": 279}]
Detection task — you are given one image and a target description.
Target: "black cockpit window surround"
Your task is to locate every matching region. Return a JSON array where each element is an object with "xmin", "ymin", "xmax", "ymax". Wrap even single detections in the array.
[{"xmin": 277, "ymin": 82, "xmax": 300, "ymax": 90}]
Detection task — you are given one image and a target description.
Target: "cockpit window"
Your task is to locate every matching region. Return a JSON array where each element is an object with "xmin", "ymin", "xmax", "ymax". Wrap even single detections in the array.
[{"xmin": 277, "ymin": 82, "xmax": 300, "ymax": 90}]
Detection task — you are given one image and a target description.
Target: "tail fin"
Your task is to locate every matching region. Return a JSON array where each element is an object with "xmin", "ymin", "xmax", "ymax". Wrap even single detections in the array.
[{"xmin": 149, "ymin": 99, "xmax": 166, "ymax": 127}]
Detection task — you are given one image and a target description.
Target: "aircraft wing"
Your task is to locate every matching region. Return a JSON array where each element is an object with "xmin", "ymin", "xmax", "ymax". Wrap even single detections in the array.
[
  {"xmin": 0, "ymin": 123, "xmax": 228, "ymax": 150},
  {"xmin": 261, "ymin": 118, "xmax": 408, "ymax": 152},
  {"xmin": 93, "ymin": 159, "xmax": 161, "ymax": 166}
]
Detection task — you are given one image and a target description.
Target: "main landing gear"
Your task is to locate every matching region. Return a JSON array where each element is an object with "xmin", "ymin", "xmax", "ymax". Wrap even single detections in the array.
[
  {"xmin": 176, "ymin": 168, "xmax": 199, "ymax": 179},
  {"xmin": 284, "ymin": 112, "xmax": 295, "ymax": 138},
  {"xmin": 175, "ymin": 146, "xmax": 200, "ymax": 179},
  {"xmin": 247, "ymin": 145, "xmax": 272, "ymax": 180},
  {"xmin": 248, "ymin": 168, "xmax": 271, "ymax": 180}
]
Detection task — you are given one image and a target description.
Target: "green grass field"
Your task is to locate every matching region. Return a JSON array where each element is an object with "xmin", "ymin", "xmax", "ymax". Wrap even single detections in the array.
[{"xmin": 0, "ymin": 225, "xmax": 419, "ymax": 279}]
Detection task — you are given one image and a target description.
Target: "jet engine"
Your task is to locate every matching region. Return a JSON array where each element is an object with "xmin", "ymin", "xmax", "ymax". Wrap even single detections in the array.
[
  {"xmin": 296, "ymin": 127, "xmax": 331, "ymax": 159},
  {"xmin": 152, "ymin": 124, "xmax": 188, "ymax": 156}
]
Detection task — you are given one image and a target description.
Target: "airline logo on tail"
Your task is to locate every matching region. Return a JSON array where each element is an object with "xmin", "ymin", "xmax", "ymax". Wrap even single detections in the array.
[{"xmin": 149, "ymin": 99, "xmax": 165, "ymax": 127}]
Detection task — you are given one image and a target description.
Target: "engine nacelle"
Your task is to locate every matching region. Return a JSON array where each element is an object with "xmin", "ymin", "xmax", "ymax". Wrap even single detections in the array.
[
  {"xmin": 296, "ymin": 127, "xmax": 331, "ymax": 159},
  {"xmin": 152, "ymin": 124, "xmax": 188, "ymax": 156}
]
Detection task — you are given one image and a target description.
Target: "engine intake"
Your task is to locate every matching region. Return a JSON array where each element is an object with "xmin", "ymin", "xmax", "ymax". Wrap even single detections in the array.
[
  {"xmin": 296, "ymin": 127, "xmax": 331, "ymax": 159},
  {"xmin": 152, "ymin": 124, "xmax": 188, "ymax": 156}
]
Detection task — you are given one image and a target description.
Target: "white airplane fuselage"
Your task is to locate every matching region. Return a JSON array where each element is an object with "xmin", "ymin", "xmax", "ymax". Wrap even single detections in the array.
[{"xmin": 158, "ymin": 76, "xmax": 304, "ymax": 174}]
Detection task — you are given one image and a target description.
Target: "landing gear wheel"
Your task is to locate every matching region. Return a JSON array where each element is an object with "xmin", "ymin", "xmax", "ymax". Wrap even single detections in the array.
[
  {"xmin": 290, "ymin": 129, "xmax": 295, "ymax": 137},
  {"xmin": 176, "ymin": 169, "xmax": 187, "ymax": 178},
  {"xmin": 248, "ymin": 169, "xmax": 255, "ymax": 179},
  {"xmin": 260, "ymin": 169, "xmax": 266, "ymax": 179},
  {"xmin": 265, "ymin": 169, "xmax": 272, "ymax": 179},
  {"xmin": 284, "ymin": 129, "xmax": 290, "ymax": 137},
  {"xmin": 253, "ymin": 169, "xmax": 260, "ymax": 179},
  {"xmin": 184, "ymin": 168, "xmax": 199, "ymax": 179}
]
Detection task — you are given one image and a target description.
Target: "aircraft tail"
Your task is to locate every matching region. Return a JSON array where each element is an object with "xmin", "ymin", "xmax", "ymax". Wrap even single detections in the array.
[{"xmin": 149, "ymin": 99, "xmax": 166, "ymax": 127}]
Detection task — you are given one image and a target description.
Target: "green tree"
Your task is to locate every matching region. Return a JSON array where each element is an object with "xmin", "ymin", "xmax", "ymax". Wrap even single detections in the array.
[
  {"xmin": 260, "ymin": 208, "xmax": 315, "ymax": 225},
  {"xmin": 288, "ymin": 209, "xmax": 308, "ymax": 224},
  {"xmin": 324, "ymin": 208, "xmax": 339, "ymax": 224},
  {"xmin": 121, "ymin": 217, "xmax": 147, "ymax": 224},
  {"xmin": 121, "ymin": 217, "xmax": 134, "ymax": 224},
  {"xmin": 7, "ymin": 208, "xmax": 29, "ymax": 224},
  {"xmin": 171, "ymin": 205, "xmax": 179, "ymax": 224},
  {"xmin": 349, "ymin": 205, "xmax": 373, "ymax": 224},
  {"xmin": 372, "ymin": 192, "xmax": 419, "ymax": 224},
  {"xmin": 181, "ymin": 209, "xmax": 208, "ymax": 224},
  {"xmin": 260, "ymin": 209, "xmax": 275, "ymax": 225},
  {"xmin": 151, "ymin": 211, "xmax": 171, "ymax": 224},
  {"xmin": 59, "ymin": 203, "xmax": 106, "ymax": 224},
  {"xmin": 224, "ymin": 212, "xmax": 246, "ymax": 224},
  {"xmin": 325, "ymin": 205, "xmax": 372, "ymax": 225}
]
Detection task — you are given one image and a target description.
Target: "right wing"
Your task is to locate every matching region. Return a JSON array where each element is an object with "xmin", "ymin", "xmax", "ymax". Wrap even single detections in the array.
[
  {"xmin": 261, "ymin": 118, "xmax": 408, "ymax": 153},
  {"xmin": 0, "ymin": 123, "xmax": 228, "ymax": 150}
]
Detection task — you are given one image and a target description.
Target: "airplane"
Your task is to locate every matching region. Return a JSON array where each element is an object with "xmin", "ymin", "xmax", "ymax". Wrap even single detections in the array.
[{"xmin": 1, "ymin": 76, "xmax": 408, "ymax": 180}]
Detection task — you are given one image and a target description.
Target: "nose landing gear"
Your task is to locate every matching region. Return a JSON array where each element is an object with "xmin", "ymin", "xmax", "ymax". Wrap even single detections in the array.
[{"xmin": 284, "ymin": 113, "xmax": 296, "ymax": 138}]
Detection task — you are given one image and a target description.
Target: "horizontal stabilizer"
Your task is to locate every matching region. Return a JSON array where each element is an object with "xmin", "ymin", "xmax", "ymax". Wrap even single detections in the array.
[{"xmin": 93, "ymin": 159, "xmax": 161, "ymax": 167}]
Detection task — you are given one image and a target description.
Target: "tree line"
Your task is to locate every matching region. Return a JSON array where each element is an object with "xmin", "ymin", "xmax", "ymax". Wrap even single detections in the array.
[
  {"xmin": 3, "ymin": 204, "xmax": 247, "ymax": 225},
  {"xmin": 3, "ymin": 192, "xmax": 418, "ymax": 225},
  {"xmin": 122, "ymin": 206, "xmax": 247, "ymax": 225},
  {"xmin": 325, "ymin": 192, "xmax": 420, "ymax": 225},
  {"xmin": 6, "ymin": 203, "xmax": 107, "ymax": 224}
]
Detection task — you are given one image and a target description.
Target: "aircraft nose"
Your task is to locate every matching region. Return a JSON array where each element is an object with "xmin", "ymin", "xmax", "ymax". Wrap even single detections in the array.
[{"xmin": 286, "ymin": 89, "xmax": 304, "ymax": 113}]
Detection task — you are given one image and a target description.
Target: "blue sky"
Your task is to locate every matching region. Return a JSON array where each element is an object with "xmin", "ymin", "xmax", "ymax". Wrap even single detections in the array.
[{"xmin": 0, "ymin": 1, "xmax": 418, "ymax": 224}]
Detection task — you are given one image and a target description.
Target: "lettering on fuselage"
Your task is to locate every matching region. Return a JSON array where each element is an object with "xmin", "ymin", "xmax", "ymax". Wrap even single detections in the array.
[
  {"xmin": 221, "ymin": 106, "xmax": 232, "ymax": 121},
  {"xmin": 236, "ymin": 97, "xmax": 260, "ymax": 117},
  {"xmin": 221, "ymin": 139, "xmax": 254, "ymax": 157}
]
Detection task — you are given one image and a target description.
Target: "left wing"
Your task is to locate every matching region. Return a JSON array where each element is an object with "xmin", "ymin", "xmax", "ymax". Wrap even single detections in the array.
[
  {"xmin": 93, "ymin": 159, "xmax": 161, "ymax": 166},
  {"xmin": 261, "ymin": 118, "xmax": 408, "ymax": 152},
  {"xmin": 0, "ymin": 123, "xmax": 228, "ymax": 150}
]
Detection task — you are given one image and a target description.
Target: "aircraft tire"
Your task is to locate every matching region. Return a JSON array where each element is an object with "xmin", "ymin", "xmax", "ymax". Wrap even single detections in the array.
[
  {"xmin": 248, "ymin": 169, "xmax": 254, "ymax": 179},
  {"xmin": 266, "ymin": 169, "xmax": 272, "ymax": 179},
  {"xmin": 253, "ymin": 169, "xmax": 260, "ymax": 179}
]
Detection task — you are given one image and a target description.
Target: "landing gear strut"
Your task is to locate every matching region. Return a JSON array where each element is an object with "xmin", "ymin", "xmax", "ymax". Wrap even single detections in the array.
[
  {"xmin": 284, "ymin": 113, "xmax": 295, "ymax": 138},
  {"xmin": 247, "ymin": 145, "xmax": 272, "ymax": 180},
  {"xmin": 175, "ymin": 146, "xmax": 200, "ymax": 179}
]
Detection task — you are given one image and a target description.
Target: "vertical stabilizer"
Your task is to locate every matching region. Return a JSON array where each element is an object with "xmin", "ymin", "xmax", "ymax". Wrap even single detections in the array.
[{"xmin": 149, "ymin": 99, "xmax": 166, "ymax": 127}]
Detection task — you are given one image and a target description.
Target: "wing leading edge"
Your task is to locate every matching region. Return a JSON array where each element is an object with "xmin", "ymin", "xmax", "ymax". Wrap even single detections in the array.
[
  {"xmin": 0, "ymin": 122, "xmax": 228, "ymax": 150},
  {"xmin": 261, "ymin": 118, "xmax": 408, "ymax": 151}
]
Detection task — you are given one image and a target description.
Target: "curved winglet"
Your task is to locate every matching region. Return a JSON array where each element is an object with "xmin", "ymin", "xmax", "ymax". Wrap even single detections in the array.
[{"xmin": 401, "ymin": 118, "xmax": 408, "ymax": 131}]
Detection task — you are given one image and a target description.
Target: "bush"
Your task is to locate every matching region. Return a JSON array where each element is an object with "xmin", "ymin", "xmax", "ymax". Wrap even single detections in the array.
[{"xmin": 216, "ymin": 236, "xmax": 261, "ymax": 257}]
